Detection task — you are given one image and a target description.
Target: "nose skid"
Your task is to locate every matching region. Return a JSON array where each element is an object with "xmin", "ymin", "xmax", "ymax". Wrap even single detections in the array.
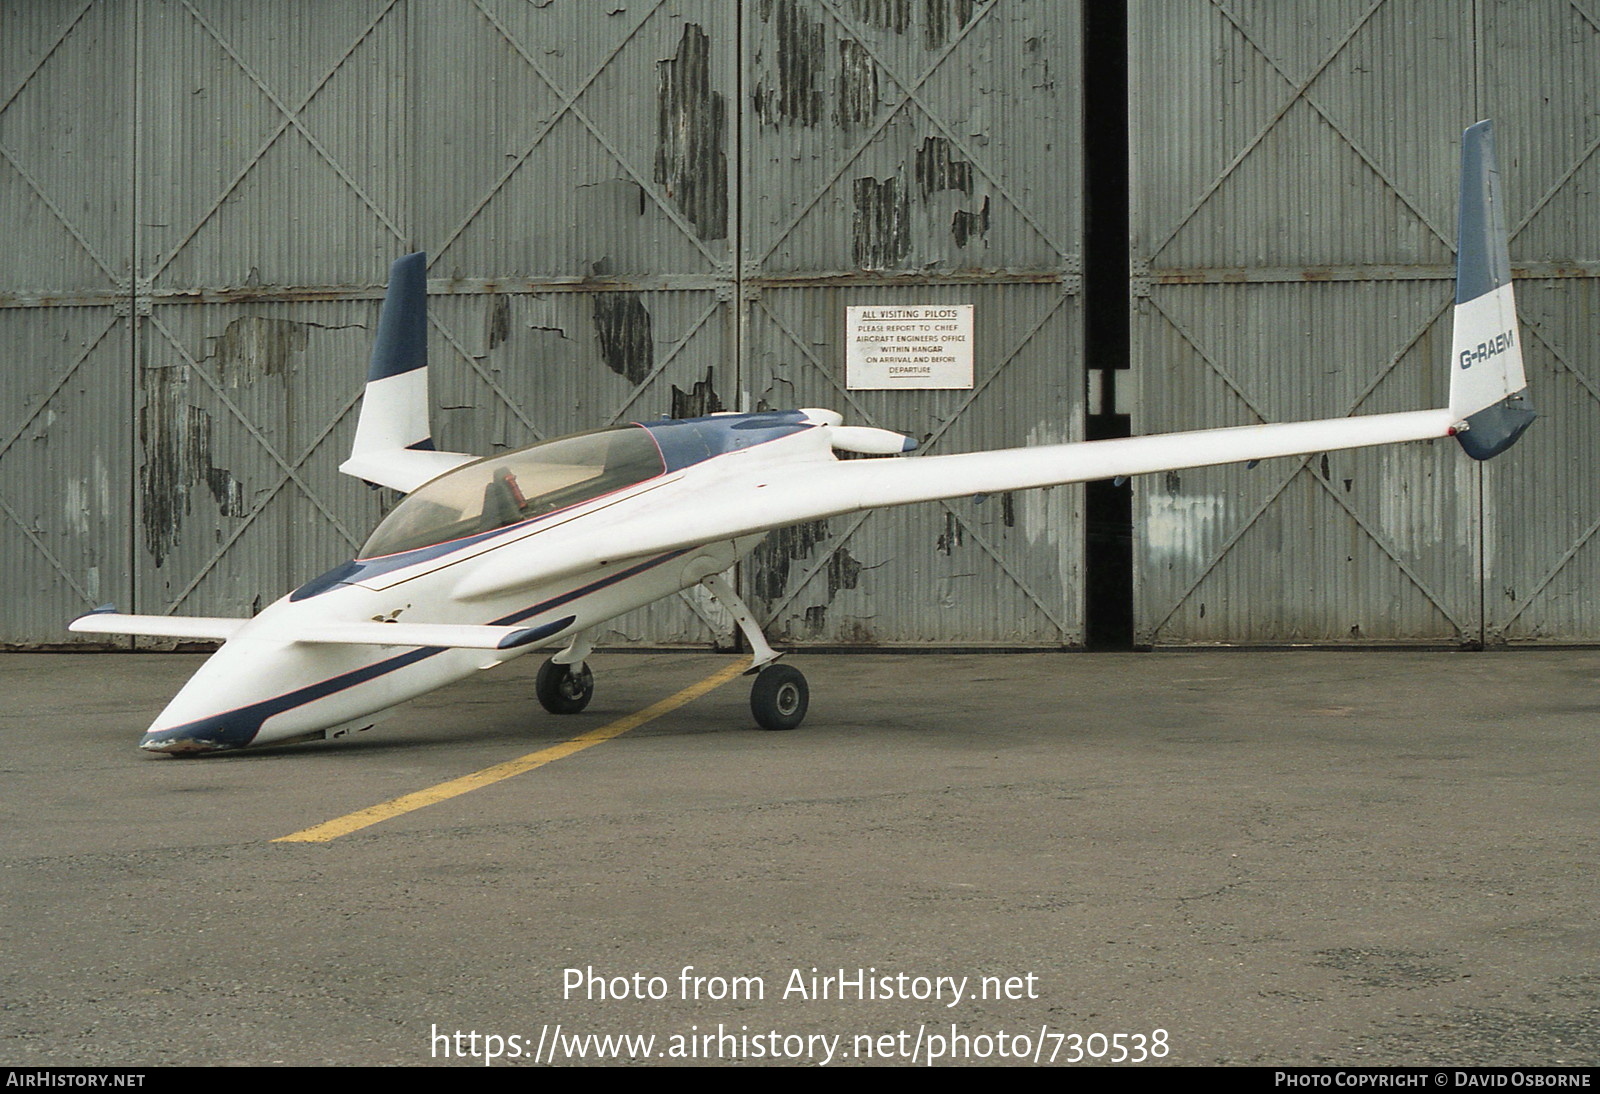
[
  {"xmin": 140, "ymin": 710, "xmax": 264, "ymax": 754},
  {"xmin": 138, "ymin": 635, "xmax": 307, "ymax": 753}
]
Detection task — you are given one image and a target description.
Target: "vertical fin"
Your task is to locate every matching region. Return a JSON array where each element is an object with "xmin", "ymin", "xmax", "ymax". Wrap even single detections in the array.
[
  {"xmin": 340, "ymin": 253, "xmax": 477, "ymax": 492},
  {"xmin": 1450, "ymin": 121, "xmax": 1536, "ymax": 460},
  {"xmin": 352, "ymin": 251, "xmax": 433, "ymax": 455}
]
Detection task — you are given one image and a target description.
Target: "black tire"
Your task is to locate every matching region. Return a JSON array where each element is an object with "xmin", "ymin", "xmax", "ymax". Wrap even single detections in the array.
[
  {"xmin": 536, "ymin": 658, "xmax": 594, "ymax": 714},
  {"xmin": 750, "ymin": 663, "xmax": 808, "ymax": 731}
]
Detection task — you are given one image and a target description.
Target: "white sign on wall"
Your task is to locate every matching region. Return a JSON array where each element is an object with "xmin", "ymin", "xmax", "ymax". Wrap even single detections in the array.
[{"xmin": 845, "ymin": 305, "xmax": 974, "ymax": 390}]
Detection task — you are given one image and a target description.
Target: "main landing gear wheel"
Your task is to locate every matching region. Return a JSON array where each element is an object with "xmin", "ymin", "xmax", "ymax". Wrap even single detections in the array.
[
  {"xmin": 535, "ymin": 658, "xmax": 594, "ymax": 714},
  {"xmin": 750, "ymin": 663, "xmax": 808, "ymax": 731}
]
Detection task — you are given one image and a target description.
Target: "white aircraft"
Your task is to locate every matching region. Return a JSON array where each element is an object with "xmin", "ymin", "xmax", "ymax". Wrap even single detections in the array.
[{"xmin": 73, "ymin": 121, "xmax": 1534, "ymax": 754}]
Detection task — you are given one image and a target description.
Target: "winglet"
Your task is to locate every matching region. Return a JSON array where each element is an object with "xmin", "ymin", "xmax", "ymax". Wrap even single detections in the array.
[
  {"xmin": 369, "ymin": 251, "xmax": 429, "ymax": 384},
  {"xmin": 1449, "ymin": 120, "xmax": 1536, "ymax": 460},
  {"xmin": 340, "ymin": 253, "xmax": 476, "ymax": 492}
]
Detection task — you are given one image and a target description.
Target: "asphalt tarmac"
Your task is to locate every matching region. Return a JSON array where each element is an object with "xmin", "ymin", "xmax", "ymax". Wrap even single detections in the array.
[{"xmin": 3, "ymin": 648, "xmax": 1597, "ymax": 1067}]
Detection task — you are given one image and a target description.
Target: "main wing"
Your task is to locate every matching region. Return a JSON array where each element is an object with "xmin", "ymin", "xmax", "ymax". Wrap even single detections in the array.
[
  {"xmin": 69, "ymin": 608, "xmax": 573, "ymax": 651},
  {"xmin": 454, "ymin": 121, "xmax": 1532, "ymax": 601},
  {"xmin": 453, "ymin": 407, "xmax": 1459, "ymax": 599}
]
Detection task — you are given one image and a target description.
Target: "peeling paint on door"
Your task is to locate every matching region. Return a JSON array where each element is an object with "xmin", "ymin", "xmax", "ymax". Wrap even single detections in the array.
[
  {"xmin": 828, "ymin": 544, "xmax": 863, "ymax": 594},
  {"xmin": 951, "ymin": 194, "xmax": 991, "ymax": 247},
  {"xmin": 936, "ymin": 510, "xmax": 964, "ymax": 554},
  {"xmin": 853, "ymin": 176, "xmax": 911, "ymax": 269},
  {"xmin": 669, "ymin": 367, "xmax": 724, "ymax": 419},
  {"xmin": 753, "ymin": 0, "xmax": 825, "ymax": 127},
  {"xmin": 1144, "ymin": 493, "xmax": 1224, "ymax": 563},
  {"xmin": 485, "ymin": 293, "xmax": 511, "ymax": 352},
  {"xmin": 835, "ymin": 38, "xmax": 879, "ymax": 130},
  {"xmin": 922, "ymin": 0, "xmax": 978, "ymax": 50},
  {"xmin": 915, "ymin": 136, "xmax": 973, "ymax": 198},
  {"xmin": 851, "ymin": 0, "xmax": 912, "ymax": 33},
  {"xmin": 593, "ymin": 293, "xmax": 654, "ymax": 386},
  {"xmin": 208, "ymin": 316, "xmax": 307, "ymax": 385},
  {"xmin": 751, "ymin": 519, "xmax": 831, "ymax": 601},
  {"xmin": 139, "ymin": 366, "xmax": 244, "ymax": 568},
  {"xmin": 655, "ymin": 23, "xmax": 728, "ymax": 241}
]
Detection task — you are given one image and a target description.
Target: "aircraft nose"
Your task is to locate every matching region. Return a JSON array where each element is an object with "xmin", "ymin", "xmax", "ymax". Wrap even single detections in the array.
[
  {"xmin": 139, "ymin": 708, "xmax": 262, "ymax": 753},
  {"xmin": 137, "ymin": 631, "xmax": 307, "ymax": 753},
  {"xmin": 140, "ymin": 656, "xmax": 279, "ymax": 753}
]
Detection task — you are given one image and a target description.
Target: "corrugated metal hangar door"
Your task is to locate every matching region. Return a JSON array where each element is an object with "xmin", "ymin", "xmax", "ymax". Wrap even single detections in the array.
[
  {"xmin": 2, "ymin": 0, "xmax": 1082, "ymax": 649},
  {"xmin": 1129, "ymin": 0, "xmax": 1600, "ymax": 646},
  {"xmin": 742, "ymin": 0, "xmax": 1083, "ymax": 647},
  {"xmin": 1, "ymin": 3, "xmax": 136, "ymax": 644},
  {"xmin": 404, "ymin": 0, "xmax": 742, "ymax": 647},
  {"xmin": 5, "ymin": 1, "xmax": 749, "ymax": 648},
  {"xmin": 6, "ymin": 1, "xmax": 1595, "ymax": 650}
]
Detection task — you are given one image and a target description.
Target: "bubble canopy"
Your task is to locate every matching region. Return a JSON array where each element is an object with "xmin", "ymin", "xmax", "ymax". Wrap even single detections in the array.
[{"xmin": 359, "ymin": 426, "xmax": 666, "ymax": 559}]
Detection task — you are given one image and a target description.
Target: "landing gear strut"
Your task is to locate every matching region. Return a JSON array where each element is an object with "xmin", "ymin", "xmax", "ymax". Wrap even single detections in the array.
[{"xmin": 701, "ymin": 573, "xmax": 810, "ymax": 731}]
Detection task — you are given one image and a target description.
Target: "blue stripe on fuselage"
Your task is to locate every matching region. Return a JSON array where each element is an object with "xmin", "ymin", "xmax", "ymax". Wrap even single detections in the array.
[{"xmin": 142, "ymin": 550, "xmax": 688, "ymax": 751}]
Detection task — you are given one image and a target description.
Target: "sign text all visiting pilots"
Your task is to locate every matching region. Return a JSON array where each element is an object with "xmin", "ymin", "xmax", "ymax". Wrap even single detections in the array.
[{"xmin": 846, "ymin": 305, "xmax": 974, "ymax": 390}]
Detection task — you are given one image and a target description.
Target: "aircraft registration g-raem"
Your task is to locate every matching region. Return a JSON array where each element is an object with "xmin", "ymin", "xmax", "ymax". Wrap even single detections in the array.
[{"xmin": 73, "ymin": 122, "xmax": 1536, "ymax": 755}]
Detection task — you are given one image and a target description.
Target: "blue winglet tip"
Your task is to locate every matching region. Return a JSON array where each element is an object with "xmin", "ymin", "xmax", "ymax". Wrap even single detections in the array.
[
  {"xmin": 1456, "ymin": 120, "xmax": 1511, "ymax": 305},
  {"xmin": 1456, "ymin": 395, "xmax": 1537, "ymax": 461},
  {"xmin": 497, "ymin": 615, "xmax": 578, "ymax": 650},
  {"xmin": 68, "ymin": 603, "xmax": 117, "ymax": 628},
  {"xmin": 368, "ymin": 251, "xmax": 429, "ymax": 381}
]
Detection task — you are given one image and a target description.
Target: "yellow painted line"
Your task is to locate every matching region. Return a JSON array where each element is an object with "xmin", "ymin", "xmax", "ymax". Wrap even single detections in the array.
[{"xmin": 273, "ymin": 660, "xmax": 747, "ymax": 843}]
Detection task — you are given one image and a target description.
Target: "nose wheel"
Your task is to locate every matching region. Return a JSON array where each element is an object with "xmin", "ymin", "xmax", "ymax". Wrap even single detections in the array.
[
  {"xmin": 750, "ymin": 663, "xmax": 808, "ymax": 731},
  {"xmin": 535, "ymin": 657, "xmax": 594, "ymax": 714}
]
